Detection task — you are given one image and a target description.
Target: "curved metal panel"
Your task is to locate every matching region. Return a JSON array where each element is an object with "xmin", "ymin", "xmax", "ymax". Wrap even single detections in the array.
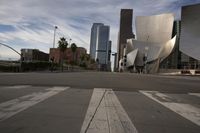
[
  {"xmin": 126, "ymin": 36, "xmax": 176, "ymax": 66},
  {"xmin": 159, "ymin": 36, "xmax": 176, "ymax": 62},
  {"xmin": 131, "ymin": 40, "xmax": 161, "ymax": 62},
  {"xmin": 127, "ymin": 49, "xmax": 138, "ymax": 67},
  {"xmin": 136, "ymin": 13, "xmax": 174, "ymax": 44},
  {"xmin": 123, "ymin": 13, "xmax": 176, "ymax": 73},
  {"xmin": 180, "ymin": 4, "xmax": 200, "ymax": 61},
  {"xmin": 126, "ymin": 39, "xmax": 135, "ymax": 54}
]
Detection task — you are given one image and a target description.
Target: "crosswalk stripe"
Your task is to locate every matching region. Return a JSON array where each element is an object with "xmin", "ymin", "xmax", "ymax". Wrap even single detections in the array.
[
  {"xmin": 80, "ymin": 88, "xmax": 107, "ymax": 133},
  {"xmin": 140, "ymin": 91, "xmax": 200, "ymax": 126},
  {"xmin": 80, "ymin": 88, "xmax": 138, "ymax": 133},
  {"xmin": 105, "ymin": 89, "xmax": 138, "ymax": 133},
  {"xmin": 189, "ymin": 93, "xmax": 200, "ymax": 98},
  {"xmin": 0, "ymin": 87, "xmax": 69, "ymax": 122},
  {"xmin": 4, "ymin": 85, "xmax": 32, "ymax": 89}
]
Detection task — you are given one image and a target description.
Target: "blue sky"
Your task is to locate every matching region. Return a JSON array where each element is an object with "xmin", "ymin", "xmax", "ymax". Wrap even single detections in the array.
[{"xmin": 0, "ymin": 0, "xmax": 200, "ymax": 60}]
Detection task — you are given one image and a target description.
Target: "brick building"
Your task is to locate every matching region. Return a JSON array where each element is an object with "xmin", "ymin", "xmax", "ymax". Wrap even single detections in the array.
[{"xmin": 49, "ymin": 47, "xmax": 87, "ymax": 64}]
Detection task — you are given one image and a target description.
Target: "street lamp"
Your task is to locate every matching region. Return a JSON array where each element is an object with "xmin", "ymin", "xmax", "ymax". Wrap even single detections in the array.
[
  {"xmin": 144, "ymin": 46, "xmax": 149, "ymax": 74},
  {"xmin": 69, "ymin": 38, "xmax": 72, "ymax": 45},
  {"xmin": 111, "ymin": 52, "xmax": 117, "ymax": 72},
  {"xmin": 53, "ymin": 26, "xmax": 58, "ymax": 48}
]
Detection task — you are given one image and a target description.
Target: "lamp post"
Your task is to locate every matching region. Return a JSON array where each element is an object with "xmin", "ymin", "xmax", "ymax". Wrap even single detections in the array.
[
  {"xmin": 144, "ymin": 46, "xmax": 149, "ymax": 74},
  {"xmin": 69, "ymin": 38, "xmax": 72, "ymax": 45},
  {"xmin": 112, "ymin": 52, "xmax": 117, "ymax": 72},
  {"xmin": 144, "ymin": 35, "xmax": 150, "ymax": 74},
  {"xmin": 53, "ymin": 26, "xmax": 58, "ymax": 48}
]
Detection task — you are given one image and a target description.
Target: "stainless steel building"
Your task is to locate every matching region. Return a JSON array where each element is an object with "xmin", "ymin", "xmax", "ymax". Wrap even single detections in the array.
[
  {"xmin": 120, "ymin": 13, "xmax": 176, "ymax": 73},
  {"xmin": 160, "ymin": 21, "xmax": 181, "ymax": 69},
  {"xmin": 179, "ymin": 4, "xmax": 200, "ymax": 68}
]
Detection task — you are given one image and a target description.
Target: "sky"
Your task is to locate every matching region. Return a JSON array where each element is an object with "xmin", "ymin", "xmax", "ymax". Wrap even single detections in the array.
[{"xmin": 0, "ymin": 0, "xmax": 200, "ymax": 60}]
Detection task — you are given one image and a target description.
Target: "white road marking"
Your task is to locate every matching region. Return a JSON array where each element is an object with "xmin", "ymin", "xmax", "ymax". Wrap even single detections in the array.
[
  {"xmin": 189, "ymin": 93, "xmax": 200, "ymax": 98},
  {"xmin": 80, "ymin": 88, "xmax": 107, "ymax": 133},
  {"xmin": 80, "ymin": 88, "xmax": 138, "ymax": 133},
  {"xmin": 140, "ymin": 91, "xmax": 200, "ymax": 126},
  {"xmin": 4, "ymin": 85, "xmax": 31, "ymax": 89},
  {"xmin": 0, "ymin": 87, "xmax": 69, "ymax": 121}
]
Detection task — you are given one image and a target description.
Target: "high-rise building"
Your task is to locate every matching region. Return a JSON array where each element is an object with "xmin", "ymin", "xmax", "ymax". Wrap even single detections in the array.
[
  {"xmin": 90, "ymin": 23, "xmax": 104, "ymax": 59},
  {"xmin": 117, "ymin": 9, "xmax": 135, "ymax": 68},
  {"xmin": 96, "ymin": 25, "xmax": 110, "ymax": 65},
  {"xmin": 107, "ymin": 41, "xmax": 112, "ymax": 62},
  {"xmin": 89, "ymin": 23, "xmax": 111, "ymax": 71}
]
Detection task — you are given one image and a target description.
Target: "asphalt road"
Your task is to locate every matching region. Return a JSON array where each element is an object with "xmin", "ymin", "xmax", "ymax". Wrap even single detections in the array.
[
  {"xmin": 0, "ymin": 72, "xmax": 199, "ymax": 133},
  {"xmin": 0, "ymin": 72, "xmax": 200, "ymax": 92}
]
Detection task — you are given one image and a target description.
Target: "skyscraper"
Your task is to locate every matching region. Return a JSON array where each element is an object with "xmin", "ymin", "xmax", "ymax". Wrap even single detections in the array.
[
  {"xmin": 96, "ymin": 25, "xmax": 110, "ymax": 65},
  {"xmin": 90, "ymin": 23, "xmax": 104, "ymax": 59},
  {"xmin": 89, "ymin": 23, "xmax": 111, "ymax": 71},
  {"xmin": 117, "ymin": 9, "xmax": 135, "ymax": 68},
  {"xmin": 107, "ymin": 41, "xmax": 112, "ymax": 62}
]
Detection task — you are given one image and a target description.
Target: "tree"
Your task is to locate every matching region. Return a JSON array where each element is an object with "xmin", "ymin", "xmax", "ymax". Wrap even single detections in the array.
[
  {"xmin": 58, "ymin": 37, "xmax": 68, "ymax": 72},
  {"xmin": 80, "ymin": 54, "xmax": 85, "ymax": 62},
  {"xmin": 70, "ymin": 43, "xmax": 77, "ymax": 64}
]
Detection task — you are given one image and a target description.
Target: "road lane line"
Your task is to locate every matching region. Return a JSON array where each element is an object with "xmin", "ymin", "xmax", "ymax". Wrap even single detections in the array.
[
  {"xmin": 0, "ymin": 87, "xmax": 69, "ymax": 122},
  {"xmin": 80, "ymin": 88, "xmax": 138, "ymax": 133},
  {"xmin": 140, "ymin": 91, "xmax": 200, "ymax": 126}
]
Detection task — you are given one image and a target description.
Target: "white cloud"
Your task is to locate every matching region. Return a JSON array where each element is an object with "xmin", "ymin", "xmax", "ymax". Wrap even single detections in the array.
[{"xmin": 0, "ymin": 0, "xmax": 200, "ymax": 60}]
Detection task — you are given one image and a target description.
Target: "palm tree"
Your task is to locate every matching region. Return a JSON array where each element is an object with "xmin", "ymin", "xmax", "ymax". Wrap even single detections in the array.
[
  {"xmin": 70, "ymin": 43, "xmax": 77, "ymax": 64},
  {"xmin": 58, "ymin": 37, "xmax": 68, "ymax": 72},
  {"xmin": 80, "ymin": 53, "xmax": 85, "ymax": 64}
]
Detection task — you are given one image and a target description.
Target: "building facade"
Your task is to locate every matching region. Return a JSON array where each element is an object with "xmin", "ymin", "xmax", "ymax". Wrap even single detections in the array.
[
  {"xmin": 96, "ymin": 25, "xmax": 110, "ymax": 65},
  {"xmin": 107, "ymin": 41, "xmax": 112, "ymax": 62},
  {"xmin": 160, "ymin": 21, "xmax": 181, "ymax": 69},
  {"xmin": 49, "ymin": 47, "xmax": 87, "ymax": 65},
  {"xmin": 121, "ymin": 13, "xmax": 176, "ymax": 73},
  {"xmin": 90, "ymin": 23, "xmax": 104, "ymax": 59},
  {"xmin": 179, "ymin": 4, "xmax": 200, "ymax": 69},
  {"xmin": 161, "ymin": 4, "xmax": 200, "ymax": 70},
  {"xmin": 89, "ymin": 23, "xmax": 111, "ymax": 71},
  {"xmin": 21, "ymin": 49, "xmax": 49, "ymax": 62},
  {"xmin": 117, "ymin": 9, "xmax": 135, "ymax": 68}
]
